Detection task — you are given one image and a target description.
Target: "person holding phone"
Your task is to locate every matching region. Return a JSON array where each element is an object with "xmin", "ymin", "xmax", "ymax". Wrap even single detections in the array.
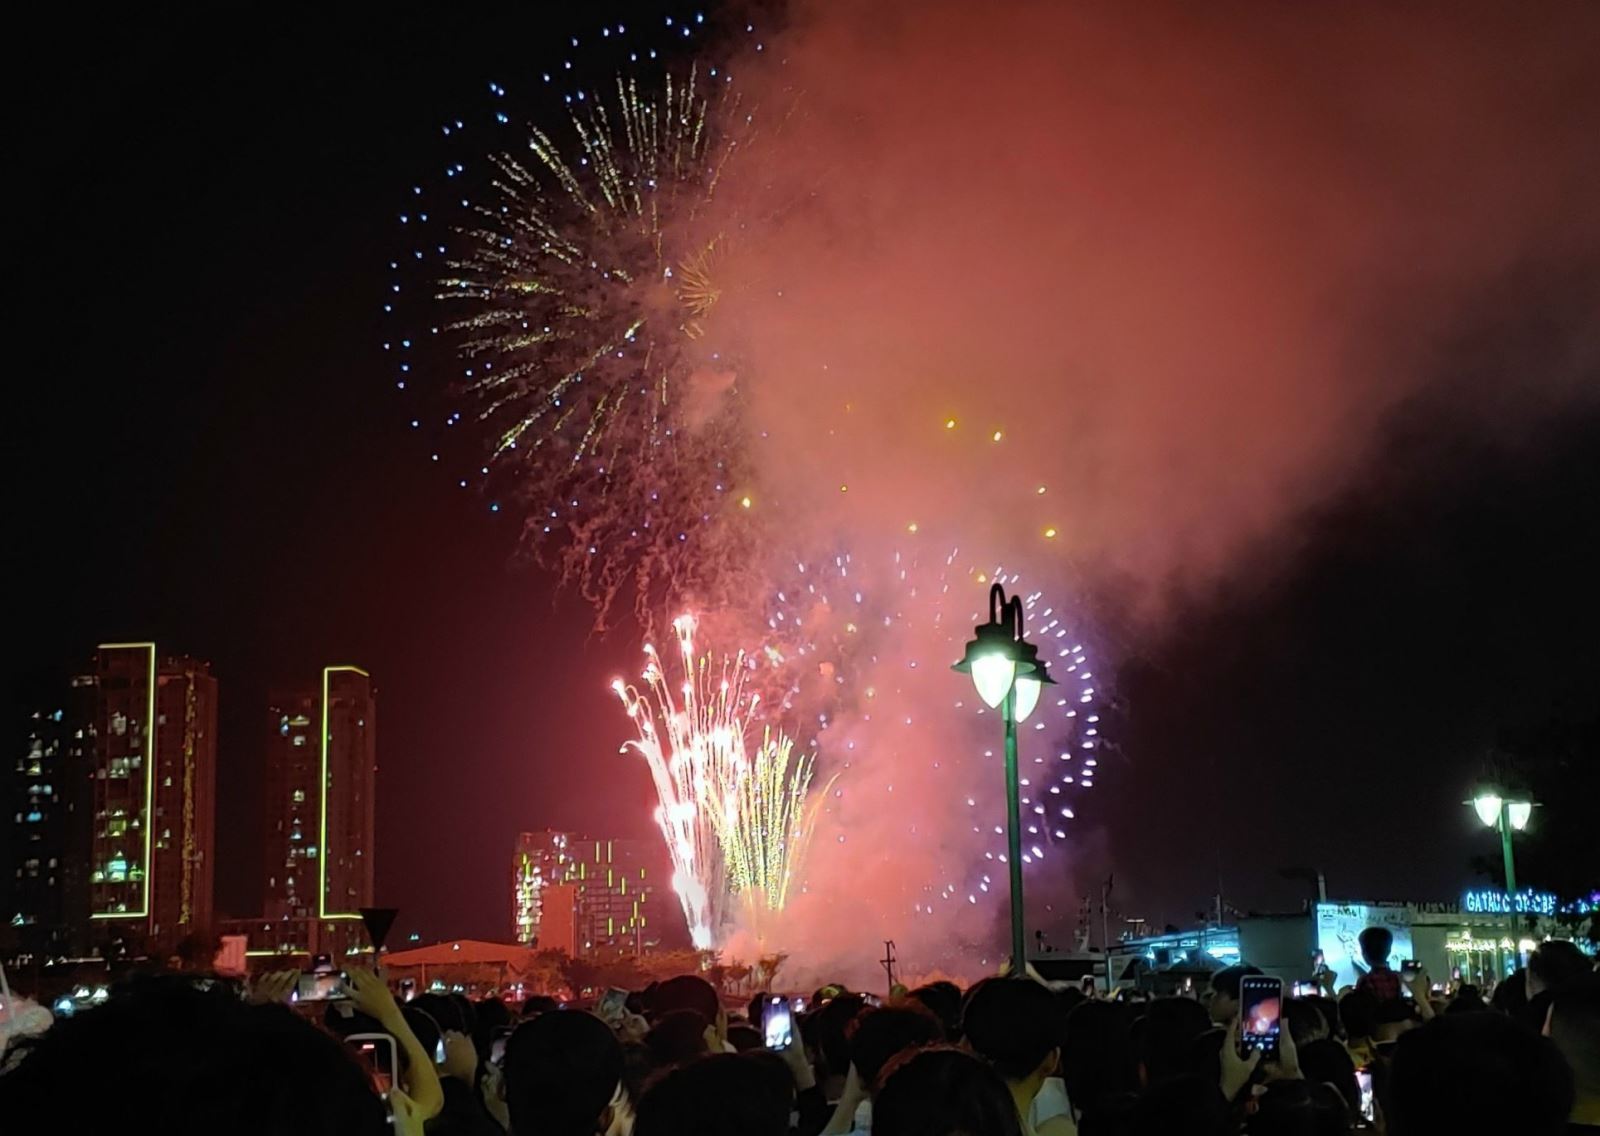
[{"xmin": 346, "ymin": 967, "xmax": 445, "ymax": 1132}]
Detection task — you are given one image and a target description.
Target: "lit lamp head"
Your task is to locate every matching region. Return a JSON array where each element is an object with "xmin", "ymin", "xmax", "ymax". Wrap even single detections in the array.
[
  {"xmin": 1472, "ymin": 794, "xmax": 1504, "ymax": 828},
  {"xmin": 1010, "ymin": 640, "xmax": 1056, "ymax": 722},
  {"xmin": 953, "ymin": 584, "xmax": 1030, "ymax": 709},
  {"xmin": 1506, "ymin": 801, "xmax": 1533, "ymax": 831}
]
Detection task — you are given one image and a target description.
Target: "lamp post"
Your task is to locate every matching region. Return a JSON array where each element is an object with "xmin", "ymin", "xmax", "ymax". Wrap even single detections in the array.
[
  {"xmin": 1470, "ymin": 793, "xmax": 1533, "ymax": 895},
  {"xmin": 954, "ymin": 583, "xmax": 1054, "ymax": 974}
]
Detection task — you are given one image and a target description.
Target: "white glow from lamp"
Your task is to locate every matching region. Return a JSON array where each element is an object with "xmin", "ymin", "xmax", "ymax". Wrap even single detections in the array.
[
  {"xmin": 1013, "ymin": 673, "xmax": 1044, "ymax": 721},
  {"xmin": 1507, "ymin": 801, "xmax": 1532, "ymax": 831},
  {"xmin": 971, "ymin": 654, "xmax": 1016, "ymax": 709},
  {"xmin": 1472, "ymin": 795, "xmax": 1503, "ymax": 828}
]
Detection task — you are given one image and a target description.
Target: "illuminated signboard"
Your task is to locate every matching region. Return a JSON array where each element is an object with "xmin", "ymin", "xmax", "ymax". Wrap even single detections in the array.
[{"xmin": 1462, "ymin": 889, "xmax": 1558, "ymax": 917}]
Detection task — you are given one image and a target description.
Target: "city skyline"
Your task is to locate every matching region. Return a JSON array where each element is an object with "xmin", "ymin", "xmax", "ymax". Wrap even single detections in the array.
[{"xmin": 4, "ymin": 646, "xmax": 382, "ymax": 961}]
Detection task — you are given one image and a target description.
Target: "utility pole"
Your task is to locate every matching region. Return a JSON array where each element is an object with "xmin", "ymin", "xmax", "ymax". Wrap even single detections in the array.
[
  {"xmin": 880, "ymin": 941, "xmax": 897, "ymax": 992},
  {"xmin": 1101, "ymin": 878, "xmax": 1113, "ymax": 995}
]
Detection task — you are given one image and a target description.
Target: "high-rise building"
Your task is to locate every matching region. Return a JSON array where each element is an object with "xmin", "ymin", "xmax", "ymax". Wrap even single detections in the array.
[
  {"xmin": 88, "ymin": 644, "xmax": 217, "ymax": 955},
  {"xmin": 6, "ymin": 678, "xmax": 93, "ymax": 955},
  {"xmin": 512, "ymin": 830, "xmax": 570, "ymax": 947},
  {"xmin": 263, "ymin": 690, "xmax": 318, "ymax": 923},
  {"xmin": 258, "ymin": 666, "xmax": 375, "ymax": 959},
  {"xmin": 320, "ymin": 667, "xmax": 375, "ymax": 923},
  {"xmin": 511, "ymin": 830, "xmax": 668, "ymax": 956}
]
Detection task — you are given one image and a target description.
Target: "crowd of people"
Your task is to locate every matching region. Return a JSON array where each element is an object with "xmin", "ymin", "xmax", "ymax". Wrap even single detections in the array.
[{"xmin": 0, "ymin": 924, "xmax": 1595, "ymax": 1135}]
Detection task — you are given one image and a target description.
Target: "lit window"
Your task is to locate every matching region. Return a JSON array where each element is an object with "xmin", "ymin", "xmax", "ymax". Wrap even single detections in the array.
[{"xmin": 292, "ymin": 789, "xmax": 305, "ymax": 803}]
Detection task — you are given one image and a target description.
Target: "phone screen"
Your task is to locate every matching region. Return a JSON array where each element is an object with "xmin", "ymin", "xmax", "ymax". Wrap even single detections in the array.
[
  {"xmin": 1239, "ymin": 975, "xmax": 1283, "ymax": 1058},
  {"xmin": 295, "ymin": 971, "xmax": 348, "ymax": 1002},
  {"xmin": 595, "ymin": 987, "xmax": 630, "ymax": 1024},
  {"xmin": 490, "ymin": 1025, "xmax": 516, "ymax": 1066},
  {"xmin": 762, "ymin": 996, "xmax": 793, "ymax": 1049},
  {"xmin": 347, "ymin": 1033, "xmax": 397, "ymax": 1096},
  {"xmin": 1356, "ymin": 1067, "xmax": 1374, "ymax": 1122}
]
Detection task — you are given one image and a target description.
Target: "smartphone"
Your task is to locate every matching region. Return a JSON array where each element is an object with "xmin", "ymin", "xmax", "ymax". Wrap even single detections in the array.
[
  {"xmin": 347, "ymin": 1032, "xmax": 398, "ymax": 1096},
  {"xmin": 1292, "ymin": 981, "xmax": 1318, "ymax": 998},
  {"xmin": 1400, "ymin": 959, "xmax": 1420, "ymax": 977},
  {"xmin": 789, "ymin": 995, "xmax": 808, "ymax": 1014},
  {"xmin": 490, "ymin": 1024, "xmax": 516, "ymax": 1066},
  {"xmin": 1355, "ymin": 1067, "xmax": 1374, "ymax": 1123},
  {"xmin": 295, "ymin": 971, "xmax": 348, "ymax": 1002},
  {"xmin": 762, "ymin": 995, "xmax": 793, "ymax": 1049},
  {"xmin": 595, "ymin": 987, "xmax": 630, "ymax": 1025},
  {"xmin": 1239, "ymin": 975, "xmax": 1283, "ymax": 1059}
]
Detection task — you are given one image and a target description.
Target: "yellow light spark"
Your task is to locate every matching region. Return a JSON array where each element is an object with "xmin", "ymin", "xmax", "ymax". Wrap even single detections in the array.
[
  {"xmin": 1044, "ymin": 527, "xmax": 1058, "ymax": 539},
  {"xmin": 740, "ymin": 495, "xmax": 752, "ymax": 509},
  {"xmin": 992, "ymin": 430, "xmax": 1004, "ymax": 442},
  {"xmin": 907, "ymin": 522, "xmax": 919, "ymax": 533},
  {"xmin": 839, "ymin": 484, "xmax": 848, "ymax": 493},
  {"xmin": 1037, "ymin": 485, "xmax": 1047, "ymax": 495},
  {"xmin": 945, "ymin": 418, "xmax": 957, "ymax": 430}
]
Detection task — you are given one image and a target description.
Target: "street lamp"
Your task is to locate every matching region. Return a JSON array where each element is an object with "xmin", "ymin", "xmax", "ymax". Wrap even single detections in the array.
[
  {"xmin": 1470, "ymin": 791, "xmax": 1533, "ymax": 895},
  {"xmin": 954, "ymin": 583, "xmax": 1055, "ymax": 973}
]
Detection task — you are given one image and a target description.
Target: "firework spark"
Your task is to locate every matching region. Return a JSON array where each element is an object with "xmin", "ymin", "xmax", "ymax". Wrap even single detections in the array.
[
  {"xmin": 403, "ymin": 56, "xmax": 763, "ymax": 625},
  {"xmin": 713, "ymin": 726, "xmax": 829, "ymax": 924},
  {"xmin": 733, "ymin": 543, "xmax": 1106, "ymax": 919},
  {"xmin": 612, "ymin": 614, "xmax": 824, "ymax": 949}
]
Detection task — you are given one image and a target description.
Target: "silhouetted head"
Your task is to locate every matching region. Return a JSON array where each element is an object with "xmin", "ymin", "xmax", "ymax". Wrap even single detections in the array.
[
  {"xmin": 503, "ymin": 1008, "xmax": 624, "ymax": 1136},
  {"xmin": 0, "ymin": 974, "xmax": 386, "ymax": 1135},
  {"xmin": 873, "ymin": 1046, "xmax": 1024, "ymax": 1136}
]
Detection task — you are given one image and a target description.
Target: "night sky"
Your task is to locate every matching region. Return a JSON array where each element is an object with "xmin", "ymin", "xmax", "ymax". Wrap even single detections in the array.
[{"xmin": 13, "ymin": 3, "xmax": 1599, "ymax": 952}]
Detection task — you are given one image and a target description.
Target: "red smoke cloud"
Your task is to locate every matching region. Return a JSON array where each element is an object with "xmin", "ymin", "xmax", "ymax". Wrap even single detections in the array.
[{"xmin": 700, "ymin": 1, "xmax": 1600, "ymax": 979}]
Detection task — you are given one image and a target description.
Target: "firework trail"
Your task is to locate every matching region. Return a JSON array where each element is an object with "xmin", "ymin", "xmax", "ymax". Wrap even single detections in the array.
[
  {"xmin": 612, "ymin": 614, "xmax": 826, "ymax": 949},
  {"xmin": 713, "ymin": 726, "xmax": 830, "ymax": 926}
]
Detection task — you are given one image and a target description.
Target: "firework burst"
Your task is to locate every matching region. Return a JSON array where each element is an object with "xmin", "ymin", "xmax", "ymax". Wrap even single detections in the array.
[
  {"xmin": 613, "ymin": 614, "xmax": 825, "ymax": 950},
  {"xmin": 736, "ymin": 542, "xmax": 1108, "ymax": 921},
  {"xmin": 397, "ymin": 41, "xmax": 768, "ymax": 626}
]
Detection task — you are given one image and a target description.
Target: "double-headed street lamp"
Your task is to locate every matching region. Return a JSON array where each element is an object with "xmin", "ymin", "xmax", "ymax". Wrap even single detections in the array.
[
  {"xmin": 1470, "ymin": 792, "xmax": 1534, "ymax": 895},
  {"xmin": 954, "ymin": 583, "xmax": 1055, "ymax": 974}
]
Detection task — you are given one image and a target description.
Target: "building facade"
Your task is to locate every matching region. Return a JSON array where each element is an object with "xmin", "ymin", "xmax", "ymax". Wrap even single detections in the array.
[
  {"xmin": 263, "ymin": 690, "xmax": 319, "ymax": 923},
  {"xmin": 511, "ymin": 830, "xmax": 667, "ymax": 956},
  {"xmin": 87, "ymin": 644, "xmax": 218, "ymax": 956},
  {"xmin": 255, "ymin": 666, "xmax": 375, "ymax": 961},
  {"xmin": 5, "ymin": 679, "xmax": 94, "ymax": 955},
  {"xmin": 320, "ymin": 667, "xmax": 376, "ymax": 923}
]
